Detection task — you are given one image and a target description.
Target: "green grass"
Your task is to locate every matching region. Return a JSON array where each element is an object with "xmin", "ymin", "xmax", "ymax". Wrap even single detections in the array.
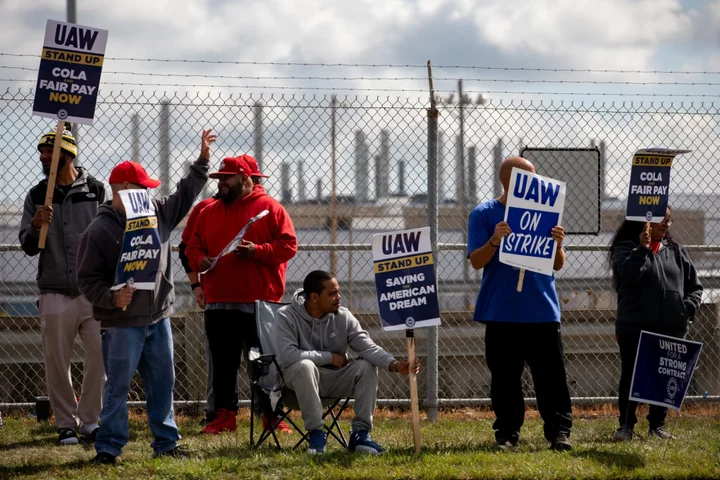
[{"xmin": 0, "ymin": 409, "xmax": 718, "ymax": 479}]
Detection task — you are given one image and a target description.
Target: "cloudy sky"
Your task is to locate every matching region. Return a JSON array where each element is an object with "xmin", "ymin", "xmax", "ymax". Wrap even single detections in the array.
[{"xmin": 1, "ymin": 0, "xmax": 720, "ymax": 207}]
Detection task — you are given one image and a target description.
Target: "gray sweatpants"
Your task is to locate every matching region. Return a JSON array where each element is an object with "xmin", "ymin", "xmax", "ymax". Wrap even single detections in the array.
[
  {"xmin": 283, "ymin": 359, "xmax": 378, "ymax": 432},
  {"xmin": 39, "ymin": 293, "xmax": 105, "ymax": 431}
]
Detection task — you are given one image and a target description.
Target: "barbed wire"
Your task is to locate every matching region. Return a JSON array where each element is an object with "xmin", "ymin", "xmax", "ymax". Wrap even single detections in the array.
[
  {"xmin": 3, "ymin": 64, "xmax": 720, "ymax": 87},
  {"xmin": 2, "ymin": 77, "xmax": 720, "ymax": 98},
  {"xmin": 2, "ymin": 52, "xmax": 720, "ymax": 75}
]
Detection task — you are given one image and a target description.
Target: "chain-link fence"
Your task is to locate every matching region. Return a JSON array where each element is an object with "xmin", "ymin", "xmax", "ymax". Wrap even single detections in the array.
[{"xmin": 1, "ymin": 89, "xmax": 719, "ymax": 412}]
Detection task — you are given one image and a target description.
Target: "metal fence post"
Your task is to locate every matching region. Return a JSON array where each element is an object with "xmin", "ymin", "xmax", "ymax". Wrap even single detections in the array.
[{"xmin": 426, "ymin": 61, "xmax": 440, "ymax": 421}]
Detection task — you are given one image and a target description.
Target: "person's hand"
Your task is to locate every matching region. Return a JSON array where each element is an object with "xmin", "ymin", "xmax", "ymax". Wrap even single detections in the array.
[
  {"xmin": 551, "ymin": 226, "xmax": 565, "ymax": 248},
  {"xmin": 199, "ymin": 129, "xmax": 217, "ymax": 163},
  {"xmin": 331, "ymin": 353, "xmax": 348, "ymax": 368},
  {"xmin": 193, "ymin": 285, "xmax": 206, "ymax": 309},
  {"xmin": 234, "ymin": 240, "xmax": 255, "ymax": 260},
  {"xmin": 113, "ymin": 285, "xmax": 135, "ymax": 308},
  {"xmin": 199, "ymin": 256, "xmax": 215, "ymax": 271},
  {"xmin": 393, "ymin": 358, "xmax": 421, "ymax": 375},
  {"xmin": 640, "ymin": 222, "xmax": 651, "ymax": 249},
  {"xmin": 491, "ymin": 221, "xmax": 512, "ymax": 246},
  {"xmin": 31, "ymin": 205, "xmax": 53, "ymax": 229}
]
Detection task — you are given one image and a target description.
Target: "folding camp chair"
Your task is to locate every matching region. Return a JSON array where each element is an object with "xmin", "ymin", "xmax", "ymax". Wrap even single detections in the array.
[{"xmin": 250, "ymin": 300, "xmax": 351, "ymax": 450}]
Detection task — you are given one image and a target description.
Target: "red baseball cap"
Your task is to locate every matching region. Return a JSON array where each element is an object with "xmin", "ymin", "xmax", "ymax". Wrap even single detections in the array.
[
  {"xmin": 209, "ymin": 155, "xmax": 269, "ymax": 179},
  {"xmin": 109, "ymin": 161, "xmax": 161, "ymax": 188}
]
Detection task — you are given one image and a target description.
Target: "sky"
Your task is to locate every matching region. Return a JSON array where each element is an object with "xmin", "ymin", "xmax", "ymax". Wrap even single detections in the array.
[{"xmin": 1, "ymin": 0, "xmax": 720, "ymax": 206}]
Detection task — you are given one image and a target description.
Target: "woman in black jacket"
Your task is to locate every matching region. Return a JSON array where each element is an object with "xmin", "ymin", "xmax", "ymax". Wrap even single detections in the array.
[{"xmin": 608, "ymin": 207, "xmax": 702, "ymax": 442}]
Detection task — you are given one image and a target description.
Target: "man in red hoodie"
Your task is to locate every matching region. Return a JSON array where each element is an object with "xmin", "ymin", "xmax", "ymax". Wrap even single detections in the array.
[{"xmin": 186, "ymin": 155, "xmax": 298, "ymax": 434}]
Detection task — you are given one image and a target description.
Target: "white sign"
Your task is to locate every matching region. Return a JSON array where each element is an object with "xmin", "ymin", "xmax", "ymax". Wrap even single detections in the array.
[
  {"xmin": 372, "ymin": 227, "xmax": 441, "ymax": 331},
  {"xmin": 499, "ymin": 168, "xmax": 566, "ymax": 276}
]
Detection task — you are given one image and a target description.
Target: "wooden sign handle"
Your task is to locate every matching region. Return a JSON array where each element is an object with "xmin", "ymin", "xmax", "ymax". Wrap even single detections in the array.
[
  {"xmin": 407, "ymin": 329, "xmax": 421, "ymax": 453},
  {"xmin": 38, "ymin": 120, "xmax": 64, "ymax": 249},
  {"xmin": 516, "ymin": 269, "xmax": 525, "ymax": 292}
]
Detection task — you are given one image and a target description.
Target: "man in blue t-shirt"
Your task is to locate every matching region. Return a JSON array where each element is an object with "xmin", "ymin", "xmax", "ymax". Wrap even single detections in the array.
[{"xmin": 467, "ymin": 156, "xmax": 573, "ymax": 451}]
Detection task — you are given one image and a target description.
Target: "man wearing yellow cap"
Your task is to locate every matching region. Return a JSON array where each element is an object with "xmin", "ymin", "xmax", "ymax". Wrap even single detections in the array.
[{"xmin": 18, "ymin": 123, "xmax": 108, "ymax": 446}]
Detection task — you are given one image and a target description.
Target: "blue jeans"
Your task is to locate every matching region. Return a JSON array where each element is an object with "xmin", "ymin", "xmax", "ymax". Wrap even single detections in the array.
[{"xmin": 95, "ymin": 318, "xmax": 180, "ymax": 456}]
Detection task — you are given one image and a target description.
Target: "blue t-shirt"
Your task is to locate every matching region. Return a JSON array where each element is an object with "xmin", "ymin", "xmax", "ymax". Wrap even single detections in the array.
[{"xmin": 466, "ymin": 199, "xmax": 561, "ymax": 323}]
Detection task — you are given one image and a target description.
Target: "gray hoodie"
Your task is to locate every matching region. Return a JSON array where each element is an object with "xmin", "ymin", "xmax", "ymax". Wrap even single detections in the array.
[
  {"xmin": 76, "ymin": 160, "xmax": 208, "ymax": 328},
  {"xmin": 274, "ymin": 289, "xmax": 395, "ymax": 371}
]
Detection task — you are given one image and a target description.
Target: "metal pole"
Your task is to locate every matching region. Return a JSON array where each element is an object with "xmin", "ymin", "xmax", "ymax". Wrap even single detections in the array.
[
  {"xmin": 67, "ymin": 0, "xmax": 80, "ymax": 163},
  {"xmin": 457, "ymin": 80, "xmax": 466, "ymax": 206},
  {"xmin": 131, "ymin": 114, "xmax": 140, "ymax": 162},
  {"xmin": 330, "ymin": 95, "xmax": 338, "ymax": 276},
  {"xmin": 159, "ymin": 100, "xmax": 171, "ymax": 197},
  {"xmin": 458, "ymin": 80, "xmax": 471, "ymax": 309},
  {"xmin": 426, "ymin": 61, "xmax": 440, "ymax": 421},
  {"xmin": 253, "ymin": 102, "xmax": 264, "ymax": 171}
]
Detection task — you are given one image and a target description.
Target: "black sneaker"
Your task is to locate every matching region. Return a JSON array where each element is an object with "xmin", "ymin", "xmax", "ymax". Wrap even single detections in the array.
[
  {"xmin": 612, "ymin": 425, "xmax": 634, "ymax": 442},
  {"xmin": 648, "ymin": 426, "xmax": 675, "ymax": 439},
  {"xmin": 80, "ymin": 427, "xmax": 100, "ymax": 443},
  {"xmin": 58, "ymin": 428, "xmax": 79, "ymax": 446},
  {"xmin": 154, "ymin": 445, "xmax": 190, "ymax": 459},
  {"xmin": 550, "ymin": 433, "xmax": 572, "ymax": 451},
  {"xmin": 496, "ymin": 436, "xmax": 518, "ymax": 451},
  {"xmin": 90, "ymin": 452, "xmax": 117, "ymax": 465}
]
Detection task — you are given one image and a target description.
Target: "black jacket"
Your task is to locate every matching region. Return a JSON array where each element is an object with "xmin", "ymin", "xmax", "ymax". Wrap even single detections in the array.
[
  {"xmin": 18, "ymin": 169, "xmax": 107, "ymax": 296},
  {"xmin": 76, "ymin": 160, "xmax": 208, "ymax": 328},
  {"xmin": 612, "ymin": 240, "xmax": 703, "ymax": 335}
]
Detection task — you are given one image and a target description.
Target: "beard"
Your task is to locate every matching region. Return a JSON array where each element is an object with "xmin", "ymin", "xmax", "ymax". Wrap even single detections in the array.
[
  {"xmin": 42, "ymin": 155, "xmax": 71, "ymax": 176},
  {"xmin": 219, "ymin": 183, "xmax": 244, "ymax": 204}
]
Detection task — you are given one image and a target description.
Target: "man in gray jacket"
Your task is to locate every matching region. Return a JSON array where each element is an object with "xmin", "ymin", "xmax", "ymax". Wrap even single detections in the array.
[
  {"xmin": 274, "ymin": 270, "xmax": 419, "ymax": 455},
  {"xmin": 77, "ymin": 129, "xmax": 215, "ymax": 464},
  {"xmin": 19, "ymin": 124, "xmax": 106, "ymax": 446}
]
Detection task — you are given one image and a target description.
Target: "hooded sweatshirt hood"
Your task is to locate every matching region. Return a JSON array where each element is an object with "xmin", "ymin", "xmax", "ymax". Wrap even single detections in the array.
[{"xmin": 272, "ymin": 289, "xmax": 394, "ymax": 371}]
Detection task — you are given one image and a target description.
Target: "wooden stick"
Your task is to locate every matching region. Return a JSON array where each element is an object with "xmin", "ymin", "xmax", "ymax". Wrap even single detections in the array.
[
  {"xmin": 407, "ymin": 329, "xmax": 421, "ymax": 453},
  {"xmin": 516, "ymin": 269, "xmax": 525, "ymax": 292},
  {"xmin": 38, "ymin": 120, "xmax": 64, "ymax": 249}
]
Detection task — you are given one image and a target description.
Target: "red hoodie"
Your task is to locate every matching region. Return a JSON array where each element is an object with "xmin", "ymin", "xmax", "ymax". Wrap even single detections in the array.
[
  {"xmin": 181, "ymin": 197, "xmax": 216, "ymax": 245},
  {"xmin": 185, "ymin": 185, "xmax": 297, "ymax": 303}
]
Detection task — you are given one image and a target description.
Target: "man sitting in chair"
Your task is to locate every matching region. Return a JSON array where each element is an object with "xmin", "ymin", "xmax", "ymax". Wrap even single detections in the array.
[{"xmin": 274, "ymin": 270, "xmax": 420, "ymax": 455}]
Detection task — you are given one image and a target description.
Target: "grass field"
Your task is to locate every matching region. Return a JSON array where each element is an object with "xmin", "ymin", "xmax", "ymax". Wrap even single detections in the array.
[{"xmin": 0, "ymin": 405, "xmax": 718, "ymax": 479}]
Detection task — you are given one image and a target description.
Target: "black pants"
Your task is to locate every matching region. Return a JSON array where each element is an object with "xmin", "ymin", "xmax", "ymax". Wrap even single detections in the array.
[
  {"xmin": 616, "ymin": 332, "xmax": 681, "ymax": 429},
  {"xmin": 485, "ymin": 322, "xmax": 573, "ymax": 443},
  {"xmin": 204, "ymin": 309, "xmax": 271, "ymax": 416}
]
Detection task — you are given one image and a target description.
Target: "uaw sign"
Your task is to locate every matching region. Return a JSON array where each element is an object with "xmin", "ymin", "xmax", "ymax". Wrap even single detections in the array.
[
  {"xmin": 32, "ymin": 20, "xmax": 108, "ymax": 125},
  {"xmin": 626, "ymin": 148, "xmax": 690, "ymax": 223},
  {"xmin": 629, "ymin": 331, "xmax": 703, "ymax": 411},
  {"xmin": 113, "ymin": 190, "xmax": 161, "ymax": 291},
  {"xmin": 372, "ymin": 227, "xmax": 441, "ymax": 331},
  {"xmin": 499, "ymin": 168, "xmax": 566, "ymax": 276}
]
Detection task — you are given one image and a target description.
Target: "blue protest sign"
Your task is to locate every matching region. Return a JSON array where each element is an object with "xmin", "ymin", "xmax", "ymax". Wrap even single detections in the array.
[
  {"xmin": 372, "ymin": 227, "xmax": 441, "ymax": 331},
  {"xmin": 32, "ymin": 20, "xmax": 108, "ymax": 125},
  {"xmin": 629, "ymin": 331, "xmax": 703, "ymax": 411},
  {"xmin": 499, "ymin": 168, "xmax": 566, "ymax": 276},
  {"xmin": 113, "ymin": 190, "xmax": 161, "ymax": 291},
  {"xmin": 625, "ymin": 148, "xmax": 690, "ymax": 223}
]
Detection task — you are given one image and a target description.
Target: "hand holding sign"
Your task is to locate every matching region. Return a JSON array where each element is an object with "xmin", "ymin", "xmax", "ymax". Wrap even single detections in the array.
[
  {"xmin": 201, "ymin": 209, "xmax": 269, "ymax": 274},
  {"xmin": 114, "ymin": 282, "xmax": 135, "ymax": 310},
  {"xmin": 550, "ymin": 226, "xmax": 565, "ymax": 247},
  {"xmin": 395, "ymin": 357, "xmax": 421, "ymax": 375},
  {"xmin": 491, "ymin": 221, "xmax": 512, "ymax": 246},
  {"xmin": 234, "ymin": 240, "xmax": 256, "ymax": 260},
  {"xmin": 640, "ymin": 222, "xmax": 651, "ymax": 249},
  {"xmin": 31, "ymin": 205, "xmax": 53, "ymax": 229}
]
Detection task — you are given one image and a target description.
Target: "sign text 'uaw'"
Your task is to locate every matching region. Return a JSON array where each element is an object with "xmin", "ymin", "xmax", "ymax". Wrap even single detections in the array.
[
  {"xmin": 113, "ymin": 190, "xmax": 161, "ymax": 291},
  {"xmin": 499, "ymin": 168, "xmax": 566, "ymax": 276},
  {"xmin": 372, "ymin": 227, "xmax": 441, "ymax": 331},
  {"xmin": 32, "ymin": 20, "xmax": 108, "ymax": 125}
]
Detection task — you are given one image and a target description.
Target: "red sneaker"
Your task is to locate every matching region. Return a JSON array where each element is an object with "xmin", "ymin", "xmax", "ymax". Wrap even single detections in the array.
[
  {"xmin": 201, "ymin": 409, "xmax": 237, "ymax": 434},
  {"xmin": 262, "ymin": 414, "xmax": 294, "ymax": 434}
]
